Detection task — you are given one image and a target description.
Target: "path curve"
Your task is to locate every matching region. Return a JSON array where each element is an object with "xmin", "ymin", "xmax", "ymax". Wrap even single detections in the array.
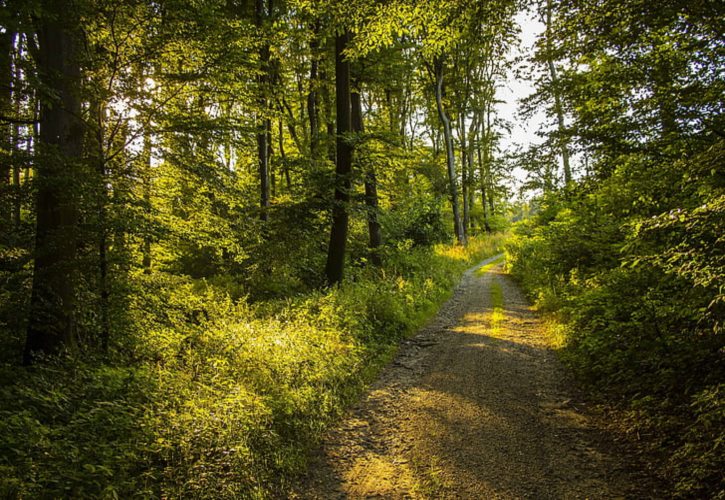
[{"xmin": 293, "ymin": 257, "xmax": 658, "ymax": 499}]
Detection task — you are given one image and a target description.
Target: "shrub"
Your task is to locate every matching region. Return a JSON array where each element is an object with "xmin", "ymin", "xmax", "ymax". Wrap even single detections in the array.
[
  {"xmin": 505, "ymin": 150, "xmax": 724, "ymax": 497},
  {"xmin": 0, "ymin": 234, "xmax": 507, "ymax": 499}
]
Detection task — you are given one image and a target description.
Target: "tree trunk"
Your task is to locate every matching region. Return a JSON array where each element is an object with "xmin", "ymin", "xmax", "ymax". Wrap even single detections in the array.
[
  {"xmin": 459, "ymin": 113, "xmax": 469, "ymax": 238},
  {"xmin": 12, "ymin": 121, "xmax": 20, "ymax": 228},
  {"xmin": 11, "ymin": 33, "xmax": 22, "ymax": 229},
  {"xmin": 255, "ymin": 0, "xmax": 271, "ymax": 221},
  {"xmin": 10, "ymin": 35, "xmax": 22, "ymax": 230},
  {"xmin": 351, "ymin": 86, "xmax": 382, "ymax": 266},
  {"xmin": 24, "ymin": 2, "xmax": 83, "ymax": 363},
  {"xmin": 476, "ymin": 133, "xmax": 491, "ymax": 233},
  {"xmin": 385, "ymin": 88, "xmax": 395, "ymax": 137},
  {"xmin": 111, "ymin": 122, "xmax": 129, "ymax": 270},
  {"xmin": 319, "ymin": 62, "xmax": 336, "ymax": 164},
  {"xmin": 484, "ymin": 104, "xmax": 495, "ymax": 218},
  {"xmin": 268, "ymin": 125, "xmax": 275, "ymax": 198},
  {"xmin": 280, "ymin": 96, "xmax": 303, "ymax": 153},
  {"xmin": 325, "ymin": 31, "xmax": 353, "ymax": 286},
  {"xmin": 0, "ymin": 30, "xmax": 12, "ymax": 229},
  {"xmin": 278, "ymin": 117, "xmax": 291, "ymax": 189},
  {"xmin": 142, "ymin": 133, "xmax": 152, "ymax": 274},
  {"xmin": 545, "ymin": 0, "xmax": 571, "ymax": 186},
  {"xmin": 433, "ymin": 57, "xmax": 465, "ymax": 245},
  {"xmin": 307, "ymin": 22, "xmax": 320, "ymax": 160},
  {"xmin": 90, "ymin": 98, "xmax": 110, "ymax": 351},
  {"xmin": 28, "ymin": 87, "xmax": 39, "ymax": 184},
  {"xmin": 402, "ymin": 81, "xmax": 413, "ymax": 148},
  {"xmin": 466, "ymin": 115, "xmax": 478, "ymax": 232}
]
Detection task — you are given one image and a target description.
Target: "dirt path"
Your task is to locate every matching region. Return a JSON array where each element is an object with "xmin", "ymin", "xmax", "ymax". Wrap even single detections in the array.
[{"xmin": 293, "ymin": 256, "xmax": 658, "ymax": 499}]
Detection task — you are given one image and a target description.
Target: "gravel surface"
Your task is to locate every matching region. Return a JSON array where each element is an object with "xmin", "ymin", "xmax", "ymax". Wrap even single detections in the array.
[{"xmin": 292, "ymin": 256, "xmax": 659, "ymax": 499}]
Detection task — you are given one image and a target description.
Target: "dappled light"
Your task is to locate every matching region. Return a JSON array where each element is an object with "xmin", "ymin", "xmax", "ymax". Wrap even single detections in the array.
[
  {"xmin": 300, "ymin": 262, "xmax": 651, "ymax": 498},
  {"xmin": 0, "ymin": 0, "xmax": 721, "ymax": 497}
]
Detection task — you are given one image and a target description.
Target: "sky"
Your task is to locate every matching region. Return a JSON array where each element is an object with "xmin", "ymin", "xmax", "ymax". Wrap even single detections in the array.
[
  {"xmin": 497, "ymin": 10, "xmax": 546, "ymax": 150},
  {"xmin": 495, "ymin": 10, "xmax": 548, "ymax": 191}
]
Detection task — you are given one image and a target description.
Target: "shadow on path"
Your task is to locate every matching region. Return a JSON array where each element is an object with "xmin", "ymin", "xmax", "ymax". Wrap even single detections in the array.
[{"xmin": 293, "ymin": 261, "xmax": 660, "ymax": 499}]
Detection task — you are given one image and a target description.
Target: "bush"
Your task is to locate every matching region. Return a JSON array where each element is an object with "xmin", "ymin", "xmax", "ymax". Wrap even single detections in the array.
[
  {"xmin": 505, "ymin": 145, "xmax": 724, "ymax": 498},
  {"xmin": 382, "ymin": 197, "xmax": 449, "ymax": 247},
  {"xmin": 0, "ymin": 233, "xmax": 507, "ymax": 499}
]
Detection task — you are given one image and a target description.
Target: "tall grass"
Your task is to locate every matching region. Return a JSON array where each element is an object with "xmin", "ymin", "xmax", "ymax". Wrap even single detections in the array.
[{"xmin": 0, "ymin": 233, "xmax": 507, "ymax": 499}]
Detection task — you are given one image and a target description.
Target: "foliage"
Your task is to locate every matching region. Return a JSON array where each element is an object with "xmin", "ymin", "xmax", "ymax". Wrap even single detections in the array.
[
  {"xmin": 507, "ymin": 0, "xmax": 724, "ymax": 495},
  {"xmin": 382, "ymin": 197, "xmax": 449, "ymax": 247},
  {"xmin": 0, "ymin": 0, "xmax": 518, "ymax": 494},
  {"xmin": 506, "ymin": 145, "xmax": 724, "ymax": 497},
  {"xmin": 0, "ymin": 234, "xmax": 506, "ymax": 499}
]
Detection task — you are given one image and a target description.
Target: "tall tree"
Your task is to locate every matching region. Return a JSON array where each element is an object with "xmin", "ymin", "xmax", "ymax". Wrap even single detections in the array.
[
  {"xmin": 543, "ymin": 0, "xmax": 571, "ymax": 185},
  {"xmin": 0, "ymin": 28, "xmax": 12, "ymax": 230},
  {"xmin": 24, "ymin": 0, "xmax": 84, "ymax": 363},
  {"xmin": 351, "ymin": 75, "xmax": 382, "ymax": 266},
  {"xmin": 255, "ymin": 0, "xmax": 272, "ymax": 221},
  {"xmin": 324, "ymin": 30, "xmax": 353, "ymax": 285},
  {"xmin": 307, "ymin": 21, "xmax": 321, "ymax": 160},
  {"xmin": 432, "ymin": 56, "xmax": 465, "ymax": 244}
]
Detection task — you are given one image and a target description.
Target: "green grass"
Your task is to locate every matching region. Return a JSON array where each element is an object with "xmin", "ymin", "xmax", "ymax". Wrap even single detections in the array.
[
  {"xmin": 489, "ymin": 281, "xmax": 504, "ymax": 336},
  {"xmin": 0, "ymin": 233, "xmax": 509, "ymax": 499},
  {"xmin": 475, "ymin": 254, "xmax": 504, "ymax": 277}
]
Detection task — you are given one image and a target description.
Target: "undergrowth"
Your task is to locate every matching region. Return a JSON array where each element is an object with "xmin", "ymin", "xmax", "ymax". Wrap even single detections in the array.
[
  {"xmin": 505, "ymin": 184, "xmax": 724, "ymax": 498},
  {"xmin": 0, "ymin": 234, "xmax": 506, "ymax": 499}
]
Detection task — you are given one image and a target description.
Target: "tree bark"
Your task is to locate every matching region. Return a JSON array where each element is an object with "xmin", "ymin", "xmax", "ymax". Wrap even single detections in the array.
[
  {"xmin": 351, "ymin": 86, "xmax": 382, "ymax": 266},
  {"xmin": 255, "ymin": 0, "xmax": 271, "ymax": 221},
  {"xmin": 307, "ymin": 22, "xmax": 320, "ymax": 160},
  {"xmin": 484, "ymin": 104, "xmax": 495, "ymax": 218},
  {"xmin": 88, "ymin": 96, "xmax": 111, "ymax": 351},
  {"xmin": 319, "ymin": 62, "xmax": 336, "ymax": 164},
  {"xmin": 476, "ymin": 131, "xmax": 491, "ymax": 233},
  {"xmin": 545, "ymin": 0, "xmax": 571, "ymax": 186},
  {"xmin": 433, "ymin": 57, "xmax": 465, "ymax": 245},
  {"xmin": 25, "ymin": 1, "xmax": 84, "ymax": 363},
  {"xmin": 278, "ymin": 117, "xmax": 291, "ymax": 189},
  {"xmin": 12, "ymin": 33, "xmax": 22, "ymax": 229},
  {"xmin": 466, "ymin": 115, "xmax": 478, "ymax": 232},
  {"xmin": 458, "ymin": 113, "xmax": 469, "ymax": 237},
  {"xmin": 141, "ymin": 133, "xmax": 152, "ymax": 274},
  {"xmin": 0, "ymin": 30, "xmax": 12, "ymax": 229},
  {"xmin": 325, "ymin": 32, "xmax": 353, "ymax": 286}
]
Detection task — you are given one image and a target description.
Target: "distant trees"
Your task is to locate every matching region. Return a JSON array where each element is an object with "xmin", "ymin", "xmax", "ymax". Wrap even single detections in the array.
[{"xmin": 0, "ymin": 0, "xmax": 518, "ymax": 359}]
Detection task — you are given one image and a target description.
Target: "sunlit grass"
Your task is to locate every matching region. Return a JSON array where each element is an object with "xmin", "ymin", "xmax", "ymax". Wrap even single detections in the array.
[
  {"xmin": 434, "ymin": 233, "xmax": 508, "ymax": 263},
  {"xmin": 0, "ymin": 233, "xmax": 510, "ymax": 499},
  {"xmin": 475, "ymin": 254, "xmax": 505, "ymax": 277},
  {"xmin": 490, "ymin": 281, "xmax": 504, "ymax": 336}
]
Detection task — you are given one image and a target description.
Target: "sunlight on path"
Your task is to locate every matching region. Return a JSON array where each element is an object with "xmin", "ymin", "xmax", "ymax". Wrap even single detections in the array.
[{"xmin": 295, "ymin": 259, "xmax": 653, "ymax": 499}]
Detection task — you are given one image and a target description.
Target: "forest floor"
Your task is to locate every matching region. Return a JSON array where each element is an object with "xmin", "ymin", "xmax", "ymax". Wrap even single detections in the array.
[{"xmin": 291, "ymin": 255, "xmax": 662, "ymax": 499}]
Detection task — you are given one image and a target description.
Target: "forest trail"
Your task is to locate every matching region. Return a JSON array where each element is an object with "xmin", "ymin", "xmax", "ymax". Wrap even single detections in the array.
[{"xmin": 293, "ymin": 256, "xmax": 657, "ymax": 499}]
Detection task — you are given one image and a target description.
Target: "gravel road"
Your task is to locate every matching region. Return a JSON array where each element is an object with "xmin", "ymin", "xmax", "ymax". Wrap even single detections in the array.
[{"xmin": 293, "ymin": 256, "xmax": 659, "ymax": 499}]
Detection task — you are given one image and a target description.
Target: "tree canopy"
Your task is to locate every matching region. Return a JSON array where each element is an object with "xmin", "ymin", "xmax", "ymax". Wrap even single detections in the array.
[{"xmin": 0, "ymin": 0, "xmax": 722, "ymax": 497}]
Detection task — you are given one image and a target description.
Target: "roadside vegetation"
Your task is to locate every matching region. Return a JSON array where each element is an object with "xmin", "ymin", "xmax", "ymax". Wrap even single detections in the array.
[
  {"xmin": 506, "ymin": 1, "xmax": 723, "ymax": 496},
  {"xmin": 0, "ymin": 234, "xmax": 506, "ymax": 498},
  {"xmin": 0, "ymin": 0, "xmax": 720, "ymax": 497},
  {"xmin": 1, "ymin": 0, "xmax": 517, "ymax": 496}
]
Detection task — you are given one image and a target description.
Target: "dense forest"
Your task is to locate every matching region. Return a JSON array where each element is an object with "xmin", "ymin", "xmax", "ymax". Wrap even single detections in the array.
[
  {"xmin": 506, "ymin": 1, "xmax": 723, "ymax": 497},
  {"xmin": 0, "ymin": 0, "xmax": 722, "ymax": 498}
]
